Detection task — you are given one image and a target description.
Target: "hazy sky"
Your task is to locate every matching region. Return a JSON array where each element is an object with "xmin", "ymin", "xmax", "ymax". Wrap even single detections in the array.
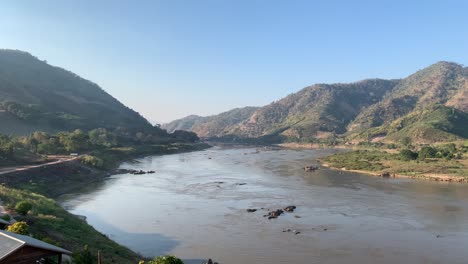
[{"xmin": 1, "ymin": 1, "xmax": 468, "ymax": 123}]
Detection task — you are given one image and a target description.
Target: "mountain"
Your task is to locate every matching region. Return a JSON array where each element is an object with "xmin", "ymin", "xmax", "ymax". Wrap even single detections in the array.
[
  {"xmin": 163, "ymin": 107, "xmax": 259, "ymax": 138},
  {"xmin": 165, "ymin": 79, "xmax": 398, "ymax": 140},
  {"xmin": 167, "ymin": 62, "xmax": 468, "ymax": 143},
  {"xmin": 0, "ymin": 49, "xmax": 154, "ymax": 135},
  {"xmin": 348, "ymin": 62, "xmax": 468, "ymax": 132}
]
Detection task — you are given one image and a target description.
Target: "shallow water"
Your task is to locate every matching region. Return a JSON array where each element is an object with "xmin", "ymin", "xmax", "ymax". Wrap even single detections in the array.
[{"xmin": 60, "ymin": 146, "xmax": 468, "ymax": 264}]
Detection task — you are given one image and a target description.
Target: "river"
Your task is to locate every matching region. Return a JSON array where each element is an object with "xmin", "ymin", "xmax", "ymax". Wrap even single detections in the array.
[{"xmin": 60, "ymin": 146, "xmax": 468, "ymax": 264}]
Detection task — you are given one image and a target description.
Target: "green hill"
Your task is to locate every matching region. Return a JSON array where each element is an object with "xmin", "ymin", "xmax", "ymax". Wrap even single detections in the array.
[
  {"xmin": 0, "ymin": 49, "xmax": 154, "ymax": 135},
  {"xmin": 351, "ymin": 105, "xmax": 468, "ymax": 143},
  {"xmin": 348, "ymin": 62, "xmax": 467, "ymax": 132},
  {"xmin": 167, "ymin": 62, "xmax": 468, "ymax": 144}
]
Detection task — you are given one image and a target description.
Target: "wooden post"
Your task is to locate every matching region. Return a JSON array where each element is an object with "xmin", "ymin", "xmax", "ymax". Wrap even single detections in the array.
[
  {"xmin": 98, "ymin": 250, "xmax": 102, "ymax": 264},
  {"xmin": 58, "ymin": 254, "xmax": 62, "ymax": 264}
]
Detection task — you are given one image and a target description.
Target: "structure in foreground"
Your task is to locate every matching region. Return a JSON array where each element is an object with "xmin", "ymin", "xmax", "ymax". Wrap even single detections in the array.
[{"xmin": 0, "ymin": 230, "xmax": 71, "ymax": 264}]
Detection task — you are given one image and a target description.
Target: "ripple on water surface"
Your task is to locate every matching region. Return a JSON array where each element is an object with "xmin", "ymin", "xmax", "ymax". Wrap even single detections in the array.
[{"xmin": 61, "ymin": 146, "xmax": 468, "ymax": 264}]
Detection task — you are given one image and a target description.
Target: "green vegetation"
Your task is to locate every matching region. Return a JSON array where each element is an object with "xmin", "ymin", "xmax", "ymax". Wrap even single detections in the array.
[
  {"xmin": 72, "ymin": 245, "xmax": 94, "ymax": 264},
  {"xmin": 399, "ymin": 149, "xmax": 417, "ymax": 161},
  {"xmin": 164, "ymin": 62, "xmax": 468, "ymax": 146},
  {"xmin": 1, "ymin": 214, "xmax": 11, "ymax": 221},
  {"xmin": 418, "ymin": 146, "xmax": 437, "ymax": 160},
  {"xmin": 0, "ymin": 50, "xmax": 158, "ymax": 135},
  {"xmin": 0, "ymin": 126, "xmax": 200, "ymax": 168},
  {"xmin": 6, "ymin": 221, "xmax": 29, "ymax": 235},
  {"xmin": 321, "ymin": 150, "xmax": 391, "ymax": 171},
  {"xmin": 15, "ymin": 201, "xmax": 33, "ymax": 215},
  {"xmin": 0, "ymin": 186, "xmax": 141, "ymax": 263},
  {"xmin": 322, "ymin": 143, "xmax": 468, "ymax": 179},
  {"xmin": 141, "ymin": 255, "xmax": 184, "ymax": 264}
]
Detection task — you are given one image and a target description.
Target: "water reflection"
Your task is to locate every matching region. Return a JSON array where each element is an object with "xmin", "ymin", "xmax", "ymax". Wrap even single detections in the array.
[{"xmin": 81, "ymin": 214, "xmax": 180, "ymax": 257}]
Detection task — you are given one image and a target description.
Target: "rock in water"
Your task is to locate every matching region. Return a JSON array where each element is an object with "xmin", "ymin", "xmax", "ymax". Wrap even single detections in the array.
[{"xmin": 284, "ymin": 205, "xmax": 297, "ymax": 212}]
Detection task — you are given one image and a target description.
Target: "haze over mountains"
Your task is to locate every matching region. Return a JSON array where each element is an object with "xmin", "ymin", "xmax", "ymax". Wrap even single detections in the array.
[
  {"xmin": 164, "ymin": 62, "xmax": 468, "ymax": 144},
  {"xmin": 0, "ymin": 50, "xmax": 154, "ymax": 135}
]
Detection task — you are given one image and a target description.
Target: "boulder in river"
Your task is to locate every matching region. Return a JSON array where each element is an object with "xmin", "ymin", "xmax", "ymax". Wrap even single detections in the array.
[
  {"xmin": 284, "ymin": 205, "xmax": 296, "ymax": 212},
  {"xmin": 265, "ymin": 209, "xmax": 284, "ymax": 219},
  {"xmin": 304, "ymin": 165, "xmax": 318, "ymax": 171},
  {"xmin": 246, "ymin": 209, "xmax": 257, "ymax": 213}
]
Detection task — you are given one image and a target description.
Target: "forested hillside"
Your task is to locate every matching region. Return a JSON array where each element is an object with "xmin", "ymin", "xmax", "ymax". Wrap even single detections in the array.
[
  {"xmin": 0, "ymin": 49, "xmax": 154, "ymax": 135},
  {"xmin": 166, "ymin": 62, "xmax": 468, "ymax": 144}
]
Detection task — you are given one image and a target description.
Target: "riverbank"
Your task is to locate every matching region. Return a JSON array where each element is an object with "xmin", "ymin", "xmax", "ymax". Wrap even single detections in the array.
[
  {"xmin": 59, "ymin": 146, "xmax": 468, "ymax": 264},
  {"xmin": 0, "ymin": 185, "xmax": 142, "ymax": 263},
  {"xmin": 0, "ymin": 142, "xmax": 211, "ymax": 263},
  {"xmin": 318, "ymin": 149, "xmax": 468, "ymax": 183},
  {"xmin": 1, "ymin": 142, "xmax": 211, "ymax": 198}
]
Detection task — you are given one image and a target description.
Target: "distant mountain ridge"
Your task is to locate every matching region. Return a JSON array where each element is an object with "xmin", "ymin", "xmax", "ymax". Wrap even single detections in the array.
[
  {"xmin": 0, "ymin": 49, "xmax": 154, "ymax": 135},
  {"xmin": 163, "ymin": 107, "xmax": 259, "ymax": 138},
  {"xmin": 164, "ymin": 61, "xmax": 468, "ymax": 143}
]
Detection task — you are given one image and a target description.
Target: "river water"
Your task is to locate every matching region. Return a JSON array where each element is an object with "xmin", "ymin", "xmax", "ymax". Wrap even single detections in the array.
[{"xmin": 60, "ymin": 146, "xmax": 468, "ymax": 264}]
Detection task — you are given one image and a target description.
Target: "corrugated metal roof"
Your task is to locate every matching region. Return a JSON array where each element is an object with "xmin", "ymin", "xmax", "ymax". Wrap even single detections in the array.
[
  {"xmin": 0, "ymin": 218, "xmax": 10, "ymax": 225},
  {"xmin": 0, "ymin": 230, "xmax": 71, "ymax": 260},
  {"xmin": 0, "ymin": 232, "xmax": 23, "ymax": 260}
]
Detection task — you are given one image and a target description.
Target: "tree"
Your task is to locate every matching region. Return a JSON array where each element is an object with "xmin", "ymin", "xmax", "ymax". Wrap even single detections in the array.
[
  {"xmin": 0, "ymin": 136, "xmax": 14, "ymax": 159},
  {"xmin": 72, "ymin": 245, "xmax": 94, "ymax": 264},
  {"xmin": 418, "ymin": 146, "xmax": 437, "ymax": 160},
  {"xmin": 28, "ymin": 137, "xmax": 39, "ymax": 153},
  {"xmin": 172, "ymin": 130, "xmax": 199, "ymax": 143},
  {"xmin": 146, "ymin": 255, "xmax": 184, "ymax": 264},
  {"xmin": 89, "ymin": 128, "xmax": 117, "ymax": 147},
  {"xmin": 399, "ymin": 149, "xmax": 417, "ymax": 161},
  {"xmin": 58, "ymin": 130, "xmax": 90, "ymax": 152},
  {"xmin": 15, "ymin": 201, "xmax": 32, "ymax": 215},
  {"xmin": 7, "ymin": 221, "xmax": 29, "ymax": 235},
  {"xmin": 400, "ymin": 137, "xmax": 412, "ymax": 148},
  {"xmin": 80, "ymin": 155, "xmax": 104, "ymax": 169}
]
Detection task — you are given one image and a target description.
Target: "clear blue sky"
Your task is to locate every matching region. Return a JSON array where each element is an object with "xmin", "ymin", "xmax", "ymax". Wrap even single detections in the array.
[{"xmin": 1, "ymin": 0, "xmax": 468, "ymax": 123}]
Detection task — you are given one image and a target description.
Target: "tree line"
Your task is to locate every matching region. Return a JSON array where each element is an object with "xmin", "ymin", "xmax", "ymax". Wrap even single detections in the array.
[{"xmin": 0, "ymin": 127, "xmax": 199, "ymax": 165}]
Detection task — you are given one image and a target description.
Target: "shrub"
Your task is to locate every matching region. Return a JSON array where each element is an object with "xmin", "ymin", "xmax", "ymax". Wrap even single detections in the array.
[
  {"xmin": 72, "ymin": 245, "xmax": 94, "ymax": 264},
  {"xmin": 147, "ymin": 255, "xmax": 184, "ymax": 264},
  {"xmin": 399, "ymin": 149, "xmax": 418, "ymax": 161},
  {"xmin": 0, "ymin": 214, "xmax": 11, "ymax": 221},
  {"xmin": 7, "ymin": 221, "xmax": 29, "ymax": 235},
  {"xmin": 387, "ymin": 143, "xmax": 397, "ymax": 149},
  {"xmin": 15, "ymin": 201, "xmax": 32, "ymax": 215},
  {"xmin": 80, "ymin": 155, "xmax": 104, "ymax": 169},
  {"xmin": 400, "ymin": 137, "xmax": 412, "ymax": 148},
  {"xmin": 418, "ymin": 146, "xmax": 438, "ymax": 160}
]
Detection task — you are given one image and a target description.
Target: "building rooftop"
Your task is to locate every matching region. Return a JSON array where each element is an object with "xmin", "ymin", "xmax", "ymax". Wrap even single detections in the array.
[{"xmin": 0, "ymin": 230, "xmax": 71, "ymax": 260}]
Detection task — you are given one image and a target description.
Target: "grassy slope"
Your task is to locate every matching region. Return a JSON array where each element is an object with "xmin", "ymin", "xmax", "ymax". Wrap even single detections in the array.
[
  {"xmin": 0, "ymin": 186, "xmax": 141, "ymax": 263},
  {"xmin": 321, "ymin": 148, "xmax": 468, "ymax": 180},
  {"xmin": 348, "ymin": 105, "xmax": 468, "ymax": 143},
  {"xmin": 0, "ymin": 50, "xmax": 153, "ymax": 134},
  {"xmin": 1, "ymin": 142, "xmax": 211, "ymax": 263}
]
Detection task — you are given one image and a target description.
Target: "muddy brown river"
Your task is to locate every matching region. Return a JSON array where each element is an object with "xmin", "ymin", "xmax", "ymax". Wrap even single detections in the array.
[{"xmin": 60, "ymin": 146, "xmax": 468, "ymax": 264}]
